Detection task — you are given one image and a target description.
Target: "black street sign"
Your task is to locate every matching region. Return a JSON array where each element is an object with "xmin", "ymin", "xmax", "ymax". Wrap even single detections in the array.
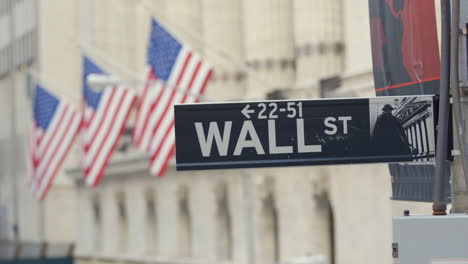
[{"xmin": 174, "ymin": 96, "xmax": 436, "ymax": 171}]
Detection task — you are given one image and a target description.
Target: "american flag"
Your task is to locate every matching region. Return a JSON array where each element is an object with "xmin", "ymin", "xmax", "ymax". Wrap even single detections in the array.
[
  {"xmin": 133, "ymin": 19, "xmax": 213, "ymax": 177},
  {"xmin": 29, "ymin": 84, "xmax": 81, "ymax": 200},
  {"xmin": 82, "ymin": 56, "xmax": 136, "ymax": 186}
]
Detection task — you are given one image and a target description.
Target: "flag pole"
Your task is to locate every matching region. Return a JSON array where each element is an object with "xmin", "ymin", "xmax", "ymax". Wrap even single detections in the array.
[
  {"xmin": 77, "ymin": 38, "xmax": 212, "ymax": 102},
  {"xmin": 86, "ymin": 74, "xmax": 210, "ymax": 102}
]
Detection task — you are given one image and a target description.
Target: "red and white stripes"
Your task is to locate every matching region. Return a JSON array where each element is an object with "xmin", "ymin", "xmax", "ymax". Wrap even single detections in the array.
[
  {"xmin": 133, "ymin": 47, "xmax": 213, "ymax": 176},
  {"xmin": 30, "ymin": 103, "xmax": 81, "ymax": 200},
  {"xmin": 82, "ymin": 86, "xmax": 136, "ymax": 187}
]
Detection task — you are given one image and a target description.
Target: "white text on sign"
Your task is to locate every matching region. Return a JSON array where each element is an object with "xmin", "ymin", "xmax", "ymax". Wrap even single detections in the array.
[
  {"xmin": 241, "ymin": 102, "xmax": 303, "ymax": 119},
  {"xmin": 194, "ymin": 114, "xmax": 352, "ymax": 157}
]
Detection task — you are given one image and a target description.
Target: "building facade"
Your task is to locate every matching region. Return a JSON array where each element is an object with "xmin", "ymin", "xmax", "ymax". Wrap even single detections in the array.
[{"xmin": 0, "ymin": 0, "xmax": 439, "ymax": 264}]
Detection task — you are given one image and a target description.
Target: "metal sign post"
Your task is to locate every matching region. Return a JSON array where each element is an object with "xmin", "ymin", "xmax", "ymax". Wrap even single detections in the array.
[{"xmin": 174, "ymin": 95, "xmax": 437, "ymax": 171}]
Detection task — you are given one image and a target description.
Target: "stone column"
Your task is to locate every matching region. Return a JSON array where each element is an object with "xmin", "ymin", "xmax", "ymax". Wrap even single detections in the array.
[
  {"xmin": 135, "ymin": 0, "xmax": 157, "ymax": 78},
  {"xmin": 91, "ymin": 0, "xmax": 138, "ymax": 78},
  {"xmin": 292, "ymin": 4, "xmax": 342, "ymax": 263},
  {"xmin": 38, "ymin": 0, "xmax": 79, "ymax": 244},
  {"xmin": 201, "ymin": 0, "xmax": 246, "ymax": 101},
  {"xmin": 242, "ymin": 0, "xmax": 295, "ymax": 99},
  {"xmin": 329, "ymin": 164, "xmax": 393, "ymax": 264},
  {"xmin": 227, "ymin": 171, "xmax": 251, "ymax": 264},
  {"xmin": 293, "ymin": 0, "xmax": 323, "ymax": 97},
  {"xmin": 324, "ymin": 0, "xmax": 344, "ymax": 76},
  {"xmin": 0, "ymin": 77, "xmax": 13, "ymax": 241},
  {"xmin": 90, "ymin": 0, "xmax": 110, "ymax": 59},
  {"xmin": 74, "ymin": 190, "xmax": 94, "ymax": 256},
  {"xmin": 253, "ymin": 175, "xmax": 279, "ymax": 264},
  {"xmin": 126, "ymin": 183, "xmax": 147, "ymax": 257},
  {"xmin": 134, "ymin": 0, "xmax": 165, "ymax": 93},
  {"xmin": 156, "ymin": 179, "xmax": 179, "ymax": 258},
  {"xmin": 100, "ymin": 186, "xmax": 119, "ymax": 255},
  {"xmin": 189, "ymin": 172, "xmax": 217, "ymax": 260},
  {"xmin": 343, "ymin": 0, "xmax": 372, "ymax": 75},
  {"xmin": 274, "ymin": 168, "xmax": 333, "ymax": 264}
]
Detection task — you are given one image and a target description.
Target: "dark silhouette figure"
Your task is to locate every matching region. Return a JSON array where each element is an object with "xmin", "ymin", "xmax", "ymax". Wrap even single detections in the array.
[{"xmin": 371, "ymin": 104, "xmax": 412, "ymax": 156}]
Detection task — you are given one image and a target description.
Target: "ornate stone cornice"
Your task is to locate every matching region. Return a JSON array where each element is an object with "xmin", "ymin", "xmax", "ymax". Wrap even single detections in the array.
[{"xmin": 210, "ymin": 41, "xmax": 345, "ymax": 83}]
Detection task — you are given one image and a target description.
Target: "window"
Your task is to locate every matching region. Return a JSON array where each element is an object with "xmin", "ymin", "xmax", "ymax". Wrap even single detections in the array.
[
  {"xmin": 116, "ymin": 191, "xmax": 128, "ymax": 253},
  {"xmin": 145, "ymin": 189, "xmax": 157, "ymax": 255},
  {"xmin": 314, "ymin": 190, "xmax": 335, "ymax": 264},
  {"xmin": 216, "ymin": 182, "xmax": 232, "ymax": 260},
  {"xmin": 259, "ymin": 186, "xmax": 279, "ymax": 264},
  {"xmin": 177, "ymin": 185, "xmax": 191, "ymax": 257},
  {"xmin": 328, "ymin": 201, "xmax": 335, "ymax": 264},
  {"xmin": 91, "ymin": 195, "xmax": 101, "ymax": 253}
]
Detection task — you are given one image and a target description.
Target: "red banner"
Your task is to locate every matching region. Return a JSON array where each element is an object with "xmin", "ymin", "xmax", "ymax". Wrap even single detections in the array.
[{"xmin": 369, "ymin": 0, "xmax": 440, "ymax": 95}]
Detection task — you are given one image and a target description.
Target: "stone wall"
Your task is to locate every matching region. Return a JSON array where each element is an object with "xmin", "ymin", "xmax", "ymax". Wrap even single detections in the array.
[
  {"xmin": 0, "ymin": 1, "xmax": 441, "ymax": 264},
  {"xmin": 71, "ymin": 1, "xmax": 437, "ymax": 264}
]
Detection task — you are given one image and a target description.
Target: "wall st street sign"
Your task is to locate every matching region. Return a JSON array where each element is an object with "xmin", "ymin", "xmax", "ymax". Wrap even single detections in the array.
[{"xmin": 174, "ymin": 96, "xmax": 437, "ymax": 171}]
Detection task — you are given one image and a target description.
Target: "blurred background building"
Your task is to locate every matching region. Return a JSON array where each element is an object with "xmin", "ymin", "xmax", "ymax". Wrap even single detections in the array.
[{"xmin": 0, "ymin": 0, "xmax": 441, "ymax": 264}]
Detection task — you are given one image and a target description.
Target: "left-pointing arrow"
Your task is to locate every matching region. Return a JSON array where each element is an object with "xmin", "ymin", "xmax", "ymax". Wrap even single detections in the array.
[{"xmin": 241, "ymin": 104, "xmax": 255, "ymax": 119}]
